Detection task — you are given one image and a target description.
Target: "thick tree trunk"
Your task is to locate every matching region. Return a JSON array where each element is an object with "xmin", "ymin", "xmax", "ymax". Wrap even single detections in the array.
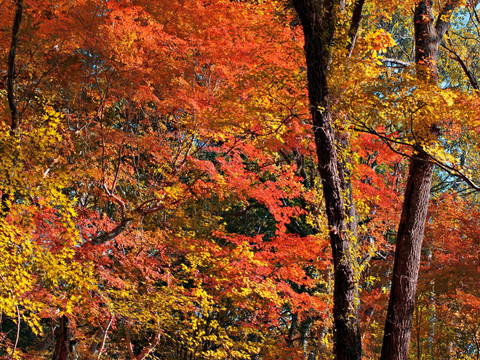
[
  {"xmin": 380, "ymin": 150, "xmax": 434, "ymax": 360},
  {"xmin": 380, "ymin": 1, "xmax": 460, "ymax": 359},
  {"xmin": 291, "ymin": 1, "xmax": 362, "ymax": 359}
]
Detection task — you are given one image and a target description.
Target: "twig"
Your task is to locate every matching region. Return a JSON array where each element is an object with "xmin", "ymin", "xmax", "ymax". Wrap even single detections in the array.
[
  {"xmin": 381, "ymin": 58, "xmax": 411, "ymax": 68},
  {"xmin": 97, "ymin": 316, "xmax": 113, "ymax": 359},
  {"xmin": 11, "ymin": 305, "xmax": 20, "ymax": 359}
]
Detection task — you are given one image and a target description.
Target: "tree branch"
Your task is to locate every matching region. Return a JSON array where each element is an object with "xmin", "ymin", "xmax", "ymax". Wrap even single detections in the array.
[
  {"xmin": 441, "ymin": 42, "xmax": 479, "ymax": 90},
  {"xmin": 435, "ymin": 0, "xmax": 462, "ymax": 39},
  {"xmin": 86, "ymin": 316, "xmax": 114, "ymax": 359},
  {"xmin": 126, "ymin": 322, "xmax": 161, "ymax": 360},
  {"xmin": 90, "ymin": 217, "xmax": 133, "ymax": 245},
  {"xmin": 423, "ymin": 151, "xmax": 480, "ymax": 191},
  {"xmin": 380, "ymin": 58, "xmax": 412, "ymax": 68},
  {"xmin": 10, "ymin": 305, "xmax": 20, "ymax": 359},
  {"xmin": 97, "ymin": 316, "xmax": 113, "ymax": 359},
  {"xmin": 353, "ymin": 126, "xmax": 480, "ymax": 192},
  {"xmin": 135, "ymin": 331, "xmax": 161, "ymax": 360},
  {"xmin": 126, "ymin": 324, "xmax": 136, "ymax": 360},
  {"xmin": 346, "ymin": 0, "xmax": 366, "ymax": 56}
]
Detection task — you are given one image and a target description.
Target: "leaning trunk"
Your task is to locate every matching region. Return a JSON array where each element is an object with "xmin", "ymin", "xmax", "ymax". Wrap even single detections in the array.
[
  {"xmin": 380, "ymin": 150, "xmax": 434, "ymax": 360},
  {"xmin": 380, "ymin": 1, "xmax": 459, "ymax": 358}
]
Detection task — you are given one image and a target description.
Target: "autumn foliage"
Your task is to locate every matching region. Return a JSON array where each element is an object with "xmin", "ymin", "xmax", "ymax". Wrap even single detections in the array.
[{"xmin": 0, "ymin": 0, "xmax": 479, "ymax": 359}]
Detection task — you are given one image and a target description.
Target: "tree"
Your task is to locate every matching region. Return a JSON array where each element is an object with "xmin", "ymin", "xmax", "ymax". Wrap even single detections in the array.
[
  {"xmin": 381, "ymin": 1, "xmax": 463, "ymax": 359},
  {"xmin": 1, "ymin": 0, "xmax": 328, "ymax": 358},
  {"xmin": 290, "ymin": 0, "xmax": 473, "ymax": 359},
  {"xmin": 290, "ymin": 1, "xmax": 365, "ymax": 359}
]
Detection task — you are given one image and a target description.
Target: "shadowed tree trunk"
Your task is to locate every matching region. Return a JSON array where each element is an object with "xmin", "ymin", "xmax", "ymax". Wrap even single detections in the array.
[
  {"xmin": 2, "ymin": 0, "xmax": 23, "ymax": 216},
  {"xmin": 291, "ymin": 1, "xmax": 363, "ymax": 359},
  {"xmin": 53, "ymin": 315, "xmax": 70, "ymax": 360}
]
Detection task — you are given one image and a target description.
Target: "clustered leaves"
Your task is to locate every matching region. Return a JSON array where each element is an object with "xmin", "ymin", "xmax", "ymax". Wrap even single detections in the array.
[{"xmin": 0, "ymin": 0, "xmax": 479, "ymax": 359}]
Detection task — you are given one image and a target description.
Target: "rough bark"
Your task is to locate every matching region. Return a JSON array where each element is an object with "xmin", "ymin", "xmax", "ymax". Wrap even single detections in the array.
[
  {"xmin": 286, "ymin": 313, "xmax": 298, "ymax": 348},
  {"xmin": 414, "ymin": 0, "xmax": 461, "ymax": 78},
  {"xmin": 291, "ymin": 1, "xmax": 362, "ymax": 359},
  {"xmin": 380, "ymin": 150, "xmax": 434, "ymax": 360},
  {"xmin": 380, "ymin": 1, "xmax": 460, "ymax": 359}
]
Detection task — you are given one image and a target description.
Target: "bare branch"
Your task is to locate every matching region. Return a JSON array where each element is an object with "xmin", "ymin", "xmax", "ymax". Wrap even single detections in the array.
[
  {"xmin": 380, "ymin": 58, "xmax": 412, "ymax": 68},
  {"xmin": 353, "ymin": 126, "xmax": 480, "ymax": 192},
  {"xmin": 423, "ymin": 152, "xmax": 480, "ymax": 191},
  {"xmin": 10, "ymin": 305, "xmax": 20, "ymax": 359},
  {"xmin": 97, "ymin": 316, "xmax": 113, "ymax": 359},
  {"xmin": 441, "ymin": 42, "xmax": 479, "ymax": 90},
  {"xmin": 353, "ymin": 126, "xmax": 413, "ymax": 159},
  {"xmin": 126, "ymin": 321, "xmax": 161, "ymax": 360},
  {"xmin": 135, "ymin": 330, "xmax": 161, "ymax": 360},
  {"xmin": 110, "ymin": 141, "xmax": 125, "ymax": 195},
  {"xmin": 126, "ymin": 323, "xmax": 135, "ymax": 360}
]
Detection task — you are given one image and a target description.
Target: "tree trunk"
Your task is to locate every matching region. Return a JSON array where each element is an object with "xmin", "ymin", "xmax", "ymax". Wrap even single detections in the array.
[
  {"xmin": 291, "ymin": 1, "xmax": 362, "ymax": 359},
  {"xmin": 380, "ymin": 150, "xmax": 434, "ymax": 360},
  {"xmin": 290, "ymin": 1, "xmax": 461, "ymax": 359},
  {"xmin": 53, "ymin": 315, "xmax": 71, "ymax": 360},
  {"xmin": 2, "ymin": 0, "xmax": 23, "ymax": 216},
  {"xmin": 7, "ymin": 0, "xmax": 22, "ymax": 132},
  {"xmin": 380, "ymin": 1, "xmax": 460, "ymax": 358},
  {"xmin": 286, "ymin": 312, "xmax": 297, "ymax": 348}
]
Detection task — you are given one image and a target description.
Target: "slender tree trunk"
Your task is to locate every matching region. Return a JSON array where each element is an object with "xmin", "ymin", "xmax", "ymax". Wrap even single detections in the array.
[
  {"xmin": 380, "ymin": 1, "xmax": 460, "ymax": 359},
  {"xmin": 7, "ymin": 0, "xmax": 22, "ymax": 132},
  {"xmin": 291, "ymin": 1, "xmax": 362, "ymax": 359},
  {"xmin": 346, "ymin": 0, "xmax": 366, "ymax": 56},
  {"xmin": 2, "ymin": 0, "xmax": 23, "ymax": 215},
  {"xmin": 53, "ymin": 315, "xmax": 71, "ymax": 360},
  {"xmin": 287, "ymin": 313, "xmax": 298, "ymax": 348}
]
